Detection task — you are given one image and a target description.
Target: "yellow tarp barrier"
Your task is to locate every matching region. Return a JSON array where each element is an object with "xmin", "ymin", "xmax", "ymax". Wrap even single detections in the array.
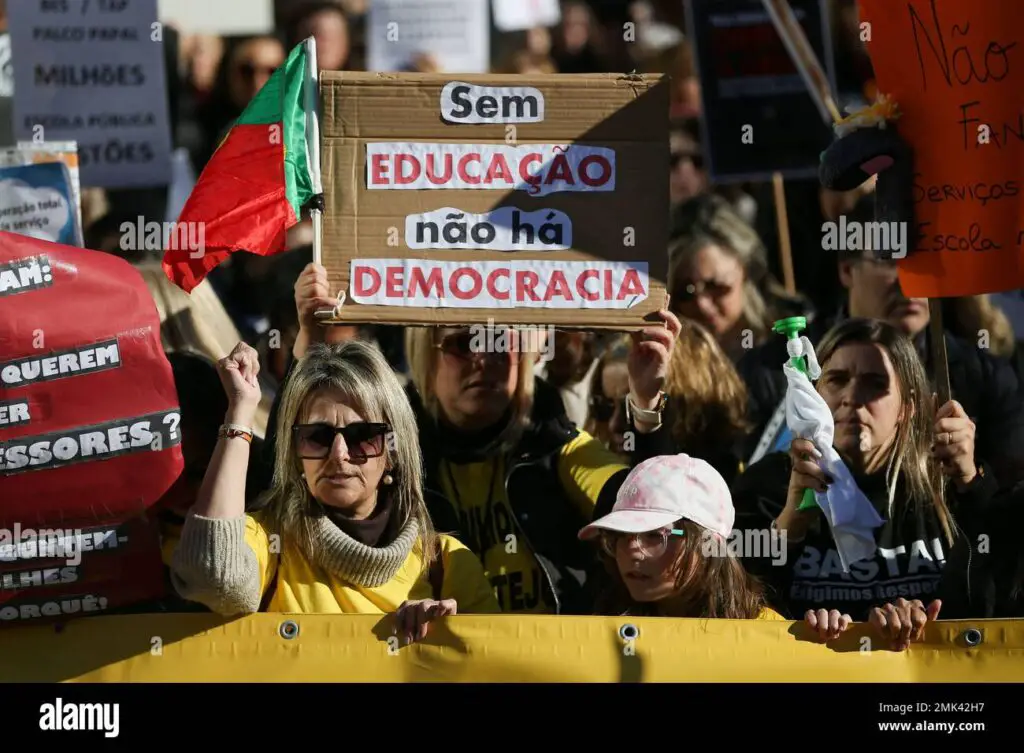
[{"xmin": 0, "ymin": 614, "xmax": 1022, "ymax": 682}]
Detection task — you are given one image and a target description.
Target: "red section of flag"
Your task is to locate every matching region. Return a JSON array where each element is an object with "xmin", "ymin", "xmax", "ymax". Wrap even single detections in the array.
[{"xmin": 163, "ymin": 124, "xmax": 296, "ymax": 293}]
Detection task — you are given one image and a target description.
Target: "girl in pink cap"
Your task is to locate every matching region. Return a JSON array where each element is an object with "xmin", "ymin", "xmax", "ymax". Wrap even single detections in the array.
[{"xmin": 579, "ymin": 453, "xmax": 785, "ymax": 619}]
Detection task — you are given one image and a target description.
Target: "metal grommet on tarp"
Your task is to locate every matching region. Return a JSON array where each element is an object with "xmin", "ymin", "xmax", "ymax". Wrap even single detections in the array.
[
  {"xmin": 279, "ymin": 620, "xmax": 300, "ymax": 640},
  {"xmin": 619, "ymin": 623, "xmax": 639, "ymax": 642},
  {"xmin": 962, "ymin": 628, "xmax": 983, "ymax": 647}
]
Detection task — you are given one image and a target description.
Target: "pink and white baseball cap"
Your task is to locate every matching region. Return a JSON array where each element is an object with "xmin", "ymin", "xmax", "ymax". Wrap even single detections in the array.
[{"xmin": 578, "ymin": 454, "xmax": 734, "ymax": 540}]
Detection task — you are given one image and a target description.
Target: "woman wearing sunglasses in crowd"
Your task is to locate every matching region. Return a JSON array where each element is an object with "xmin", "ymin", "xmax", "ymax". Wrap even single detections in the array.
[
  {"xmin": 731, "ymin": 318, "xmax": 998, "ymax": 632},
  {"xmin": 170, "ymin": 339, "xmax": 499, "ymax": 643},
  {"xmin": 282, "ymin": 263, "xmax": 683, "ymax": 616},
  {"xmin": 667, "ymin": 195, "xmax": 809, "ymax": 364},
  {"xmin": 581, "ymin": 454, "xmax": 785, "ymax": 620}
]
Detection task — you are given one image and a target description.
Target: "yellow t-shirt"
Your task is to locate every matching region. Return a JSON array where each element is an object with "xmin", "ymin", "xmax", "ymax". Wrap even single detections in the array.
[
  {"xmin": 758, "ymin": 607, "xmax": 788, "ymax": 621},
  {"xmin": 442, "ymin": 456, "xmax": 550, "ymax": 613},
  {"xmin": 440, "ymin": 430, "xmax": 628, "ymax": 614}
]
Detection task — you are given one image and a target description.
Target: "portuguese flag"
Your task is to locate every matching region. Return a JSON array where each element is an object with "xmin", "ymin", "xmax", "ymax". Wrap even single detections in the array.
[{"xmin": 163, "ymin": 38, "xmax": 321, "ymax": 293}]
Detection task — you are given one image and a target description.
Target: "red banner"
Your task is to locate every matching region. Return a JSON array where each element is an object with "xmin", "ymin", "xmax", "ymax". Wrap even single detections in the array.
[{"xmin": 0, "ymin": 232, "xmax": 182, "ymax": 622}]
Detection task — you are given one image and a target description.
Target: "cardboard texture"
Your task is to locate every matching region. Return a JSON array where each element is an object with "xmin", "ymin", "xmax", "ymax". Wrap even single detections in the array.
[{"xmin": 320, "ymin": 72, "xmax": 670, "ymax": 329}]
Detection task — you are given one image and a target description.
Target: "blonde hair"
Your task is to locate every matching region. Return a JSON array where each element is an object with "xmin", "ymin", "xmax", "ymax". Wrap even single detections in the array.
[
  {"xmin": 949, "ymin": 295, "xmax": 1015, "ymax": 357},
  {"xmin": 261, "ymin": 340, "xmax": 439, "ymax": 570},
  {"xmin": 815, "ymin": 318, "xmax": 956, "ymax": 546},
  {"xmin": 668, "ymin": 199, "xmax": 790, "ymax": 347},
  {"xmin": 404, "ymin": 326, "xmax": 535, "ymax": 451},
  {"xmin": 663, "ymin": 319, "xmax": 750, "ymax": 450}
]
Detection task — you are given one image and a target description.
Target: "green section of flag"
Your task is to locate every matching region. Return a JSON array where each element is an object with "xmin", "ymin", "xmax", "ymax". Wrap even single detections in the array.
[{"xmin": 234, "ymin": 40, "xmax": 316, "ymax": 217}]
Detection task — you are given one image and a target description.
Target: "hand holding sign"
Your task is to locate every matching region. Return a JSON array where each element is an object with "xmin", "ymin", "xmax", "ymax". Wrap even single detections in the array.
[
  {"xmin": 932, "ymin": 398, "xmax": 977, "ymax": 487},
  {"xmin": 627, "ymin": 304, "xmax": 682, "ymax": 412}
]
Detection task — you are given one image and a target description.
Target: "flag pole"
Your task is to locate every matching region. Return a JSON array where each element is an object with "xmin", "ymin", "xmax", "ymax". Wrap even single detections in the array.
[{"xmin": 303, "ymin": 36, "xmax": 324, "ymax": 268}]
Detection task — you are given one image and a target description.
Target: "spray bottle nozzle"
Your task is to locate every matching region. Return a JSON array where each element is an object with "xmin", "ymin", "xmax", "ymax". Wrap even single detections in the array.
[
  {"xmin": 773, "ymin": 317, "xmax": 809, "ymax": 376},
  {"xmin": 773, "ymin": 316, "xmax": 817, "ymax": 511},
  {"xmin": 772, "ymin": 316, "xmax": 808, "ymax": 341}
]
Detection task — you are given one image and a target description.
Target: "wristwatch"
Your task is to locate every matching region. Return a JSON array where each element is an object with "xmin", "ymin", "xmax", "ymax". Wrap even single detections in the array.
[{"xmin": 625, "ymin": 391, "xmax": 667, "ymax": 428}]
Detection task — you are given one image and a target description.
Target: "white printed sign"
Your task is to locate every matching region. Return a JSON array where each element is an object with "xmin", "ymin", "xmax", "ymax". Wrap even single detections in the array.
[
  {"xmin": 492, "ymin": 0, "xmax": 560, "ymax": 32},
  {"xmin": 441, "ymin": 82, "xmax": 545, "ymax": 124},
  {"xmin": 406, "ymin": 207, "xmax": 571, "ymax": 250},
  {"xmin": 8, "ymin": 0, "xmax": 173, "ymax": 189},
  {"xmin": 367, "ymin": 143, "xmax": 615, "ymax": 196},
  {"xmin": 158, "ymin": 0, "xmax": 273, "ymax": 34},
  {"xmin": 0, "ymin": 166, "xmax": 75, "ymax": 244},
  {"xmin": 368, "ymin": 0, "xmax": 490, "ymax": 73},
  {"xmin": 350, "ymin": 259, "xmax": 648, "ymax": 309},
  {"xmin": 0, "ymin": 34, "xmax": 13, "ymax": 97}
]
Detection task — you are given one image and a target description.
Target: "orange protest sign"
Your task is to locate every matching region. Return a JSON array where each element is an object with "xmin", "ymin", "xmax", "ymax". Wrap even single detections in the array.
[{"xmin": 858, "ymin": 0, "xmax": 1024, "ymax": 297}]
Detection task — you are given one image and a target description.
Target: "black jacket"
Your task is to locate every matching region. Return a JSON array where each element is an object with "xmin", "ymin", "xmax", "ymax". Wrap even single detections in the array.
[
  {"xmin": 732, "ymin": 450, "xmax": 1000, "ymax": 621},
  {"xmin": 937, "ymin": 481, "xmax": 1024, "ymax": 620},
  {"xmin": 736, "ymin": 310, "xmax": 1024, "ymax": 487}
]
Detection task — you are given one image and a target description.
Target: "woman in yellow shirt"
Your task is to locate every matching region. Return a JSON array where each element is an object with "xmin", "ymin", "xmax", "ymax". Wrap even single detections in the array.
[
  {"xmin": 580, "ymin": 453, "xmax": 785, "ymax": 621},
  {"xmin": 170, "ymin": 339, "xmax": 499, "ymax": 645}
]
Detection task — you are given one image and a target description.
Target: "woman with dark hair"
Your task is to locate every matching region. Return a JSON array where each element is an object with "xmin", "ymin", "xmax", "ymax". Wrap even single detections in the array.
[
  {"xmin": 732, "ymin": 318, "xmax": 998, "ymax": 629},
  {"xmin": 194, "ymin": 34, "xmax": 286, "ymax": 171}
]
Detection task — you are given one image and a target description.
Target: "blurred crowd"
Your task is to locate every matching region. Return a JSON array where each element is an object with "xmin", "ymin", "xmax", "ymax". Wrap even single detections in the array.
[{"xmin": 7, "ymin": 0, "xmax": 1024, "ymax": 652}]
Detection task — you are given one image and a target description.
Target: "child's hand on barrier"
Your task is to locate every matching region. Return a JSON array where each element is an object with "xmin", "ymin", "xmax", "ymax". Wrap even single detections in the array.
[
  {"xmin": 869, "ymin": 598, "xmax": 942, "ymax": 651},
  {"xmin": 804, "ymin": 608, "xmax": 852, "ymax": 642}
]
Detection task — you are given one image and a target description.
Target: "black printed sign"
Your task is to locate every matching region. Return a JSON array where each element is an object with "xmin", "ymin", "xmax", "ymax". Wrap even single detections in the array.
[
  {"xmin": 686, "ymin": 0, "xmax": 838, "ymax": 182},
  {"xmin": 0, "ymin": 408, "xmax": 181, "ymax": 474},
  {"xmin": 0, "ymin": 255, "xmax": 54, "ymax": 297}
]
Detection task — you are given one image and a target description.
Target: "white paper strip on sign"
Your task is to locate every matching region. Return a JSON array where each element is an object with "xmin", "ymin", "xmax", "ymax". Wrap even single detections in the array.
[
  {"xmin": 367, "ymin": 143, "xmax": 615, "ymax": 196},
  {"xmin": 406, "ymin": 207, "xmax": 570, "ymax": 250},
  {"xmin": 440, "ymin": 82, "xmax": 545, "ymax": 124},
  {"xmin": 350, "ymin": 259, "xmax": 648, "ymax": 309}
]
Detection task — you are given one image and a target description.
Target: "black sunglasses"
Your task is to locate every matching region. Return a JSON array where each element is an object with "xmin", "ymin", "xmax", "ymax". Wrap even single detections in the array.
[
  {"xmin": 291, "ymin": 422, "xmax": 391, "ymax": 460},
  {"xmin": 435, "ymin": 331, "xmax": 514, "ymax": 363}
]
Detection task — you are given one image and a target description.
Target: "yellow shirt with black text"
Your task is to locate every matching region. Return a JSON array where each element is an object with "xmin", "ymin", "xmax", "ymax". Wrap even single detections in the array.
[{"xmin": 440, "ymin": 430, "xmax": 627, "ymax": 613}]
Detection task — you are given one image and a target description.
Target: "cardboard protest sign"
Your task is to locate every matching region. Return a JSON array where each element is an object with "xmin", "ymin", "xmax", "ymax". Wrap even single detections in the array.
[
  {"xmin": 367, "ymin": 0, "xmax": 490, "ymax": 73},
  {"xmin": 686, "ymin": 0, "xmax": 838, "ymax": 182},
  {"xmin": 0, "ymin": 163, "xmax": 83, "ymax": 247},
  {"xmin": 0, "ymin": 232, "xmax": 182, "ymax": 622},
  {"xmin": 320, "ymin": 72, "xmax": 670, "ymax": 329},
  {"xmin": 859, "ymin": 0, "xmax": 1024, "ymax": 297},
  {"xmin": 8, "ymin": 0, "xmax": 173, "ymax": 189}
]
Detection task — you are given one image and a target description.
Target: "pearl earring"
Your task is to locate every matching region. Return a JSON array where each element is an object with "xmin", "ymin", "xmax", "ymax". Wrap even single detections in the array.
[{"xmin": 382, "ymin": 473, "xmax": 393, "ymax": 485}]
